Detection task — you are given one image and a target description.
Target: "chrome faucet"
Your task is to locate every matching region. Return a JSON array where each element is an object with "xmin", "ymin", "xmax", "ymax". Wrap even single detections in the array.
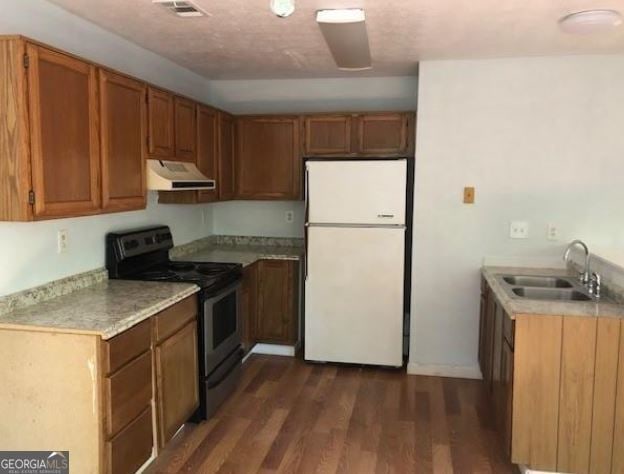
[
  {"xmin": 563, "ymin": 239, "xmax": 590, "ymax": 285},
  {"xmin": 589, "ymin": 272, "xmax": 602, "ymax": 298}
]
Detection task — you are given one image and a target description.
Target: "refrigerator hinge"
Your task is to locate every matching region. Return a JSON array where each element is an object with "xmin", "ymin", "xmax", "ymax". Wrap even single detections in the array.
[
  {"xmin": 23, "ymin": 54, "xmax": 30, "ymax": 69},
  {"xmin": 28, "ymin": 190, "xmax": 35, "ymax": 205}
]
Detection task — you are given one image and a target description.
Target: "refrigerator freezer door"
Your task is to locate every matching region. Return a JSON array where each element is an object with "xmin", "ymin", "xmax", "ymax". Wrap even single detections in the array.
[
  {"xmin": 306, "ymin": 160, "xmax": 407, "ymax": 225},
  {"xmin": 304, "ymin": 225, "xmax": 405, "ymax": 366}
]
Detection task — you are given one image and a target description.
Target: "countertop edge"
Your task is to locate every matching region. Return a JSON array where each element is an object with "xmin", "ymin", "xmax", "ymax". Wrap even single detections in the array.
[{"xmin": 0, "ymin": 285, "xmax": 200, "ymax": 340}]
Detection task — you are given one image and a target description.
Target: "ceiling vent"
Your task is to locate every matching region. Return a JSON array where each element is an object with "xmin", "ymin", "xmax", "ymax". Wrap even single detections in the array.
[{"xmin": 152, "ymin": 0, "xmax": 208, "ymax": 18}]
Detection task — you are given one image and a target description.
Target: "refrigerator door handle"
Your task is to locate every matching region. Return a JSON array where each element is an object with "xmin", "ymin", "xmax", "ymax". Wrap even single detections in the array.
[{"xmin": 304, "ymin": 167, "xmax": 310, "ymax": 280}]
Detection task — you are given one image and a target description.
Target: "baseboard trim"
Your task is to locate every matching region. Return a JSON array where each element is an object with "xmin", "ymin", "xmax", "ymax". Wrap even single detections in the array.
[
  {"xmin": 407, "ymin": 361, "xmax": 482, "ymax": 380},
  {"xmin": 251, "ymin": 343, "xmax": 296, "ymax": 357}
]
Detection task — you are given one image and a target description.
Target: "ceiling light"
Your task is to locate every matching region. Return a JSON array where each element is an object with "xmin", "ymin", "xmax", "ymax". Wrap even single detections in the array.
[
  {"xmin": 559, "ymin": 9, "xmax": 623, "ymax": 34},
  {"xmin": 316, "ymin": 9, "xmax": 371, "ymax": 71},
  {"xmin": 270, "ymin": 0, "xmax": 295, "ymax": 18}
]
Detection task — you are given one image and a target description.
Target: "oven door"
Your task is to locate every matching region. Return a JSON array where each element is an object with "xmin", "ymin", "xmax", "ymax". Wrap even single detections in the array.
[{"xmin": 203, "ymin": 281, "xmax": 241, "ymax": 376}]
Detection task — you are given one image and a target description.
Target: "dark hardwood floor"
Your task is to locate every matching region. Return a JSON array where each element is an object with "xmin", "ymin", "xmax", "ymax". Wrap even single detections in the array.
[{"xmin": 146, "ymin": 355, "xmax": 517, "ymax": 473}]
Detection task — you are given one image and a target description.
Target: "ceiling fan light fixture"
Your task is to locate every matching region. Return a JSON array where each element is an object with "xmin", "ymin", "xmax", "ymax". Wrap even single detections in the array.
[
  {"xmin": 316, "ymin": 9, "xmax": 371, "ymax": 71},
  {"xmin": 559, "ymin": 9, "xmax": 623, "ymax": 34}
]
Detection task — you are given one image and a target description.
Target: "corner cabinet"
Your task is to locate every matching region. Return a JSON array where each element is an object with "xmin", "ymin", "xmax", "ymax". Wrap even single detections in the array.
[{"xmin": 235, "ymin": 116, "xmax": 301, "ymax": 200}]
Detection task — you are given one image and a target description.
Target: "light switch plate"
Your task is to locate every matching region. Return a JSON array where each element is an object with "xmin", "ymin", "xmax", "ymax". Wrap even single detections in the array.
[
  {"xmin": 510, "ymin": 221, "xmax": 529, "ymax": 239},
  {"xmin": 463, "ymin": 186, "xmax": 475, "ymax": 204}
]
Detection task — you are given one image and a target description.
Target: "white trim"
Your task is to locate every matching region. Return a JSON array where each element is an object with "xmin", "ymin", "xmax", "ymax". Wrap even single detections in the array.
[
  {"xmin": 251, "ymin": 343, "xmax": 296, "ymax": 357},
  {"xmin": 407, "ymin": 361, "xmax": 482, "ymax": 380},
  {"xmin": 518, "ymin": 465, "xmax": 564, "ymax": 474}
]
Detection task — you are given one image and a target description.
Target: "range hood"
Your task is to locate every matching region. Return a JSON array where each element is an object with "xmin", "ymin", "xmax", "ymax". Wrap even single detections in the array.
[{"xmin": 147, "ymin": 159, "xmax": 216, "ymax": 191}]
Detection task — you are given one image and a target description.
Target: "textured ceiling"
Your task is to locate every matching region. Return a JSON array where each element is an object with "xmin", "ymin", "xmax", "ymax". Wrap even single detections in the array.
[{"xmin": 48, "ymin": 0, "xmax": 624, "ymax": 79}]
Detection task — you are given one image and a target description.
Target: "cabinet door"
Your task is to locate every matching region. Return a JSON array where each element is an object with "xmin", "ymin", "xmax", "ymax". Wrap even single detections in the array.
[
  {"xmin": 482, "ymin": 291, "xmax": 497, "ymax": 392},
  {"xmin": 255, "ymin": 260, "xmax": 297, "ymax": 344},
  {"xmin": 478, "ymin": 286, "xmax": 488, "ymax": 376},
  {"xmin": 99, "ymin": 70, "xmax": 146, "ymax": 212},
  {"xmin": 26, "ymin": 44, "xmax": 100, "ymax": 218},
  {"xmin": 304, "ymin": 114, "xmax": 352, "ymax": 156},
  {"xmin": 241, "ymin": 263, "xmax": 258, "ymax": 352},
  {"xmin": 218, "ymin": 112, "xmax": 235, "ymax": 201},
  {"xmin": 501, "ymin": 340, "xmax": 514, "ymax": 459},
  {"xmin": 356, "ymin": 113, "xmax": 410, "ymax": 156},
  {"xmin": 174, "ymin": 96, "xmax": 196, "ymax": 162},
  {"xmin": 197, "ymin": 105, "xmax": 219, "ymax": 202},
  {"xmin": 613, "ymin": 322, "xmax": 624, "ymax": 473},
  {"xmin": 147, "ymin": 87, "xmax": 174, "ymax": 157},
  {"xmin": 235, "ymin": 116, "xmax": 301, "ymax": 200},
  {"xmin": 155, "ymin": 321, "xmax": 199, "ymax": 447}
]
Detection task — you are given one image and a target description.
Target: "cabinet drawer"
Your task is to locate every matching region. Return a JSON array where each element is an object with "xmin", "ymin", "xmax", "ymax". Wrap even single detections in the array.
[
  {"xmin": 153, "ymin": 296, "xmax": 198, "ymax": 344},
  {"xmin": 102, "ymin": 319, "xmax": 151, "ymax": 375},
  {"xmin": 106, "ymin": 407, "xmax": 153, "ymax": 474},
  {"xmin": 503, "ymin": 312, "xmax": 515, "ymax": 350},
  {"xmin": 105, "ymin": 350, "xmax": 152, "ymax": 437}
]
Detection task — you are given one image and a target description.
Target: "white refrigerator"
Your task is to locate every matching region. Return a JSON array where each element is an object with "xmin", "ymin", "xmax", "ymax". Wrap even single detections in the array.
[{"xmin": 304, "ymin": 159, "xmax": 407, "ymax": 367}]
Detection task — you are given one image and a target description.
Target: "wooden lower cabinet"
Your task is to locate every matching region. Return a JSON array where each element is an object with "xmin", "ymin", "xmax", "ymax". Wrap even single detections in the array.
[
  {"xmin": 0, "ymin": 295, "xmax": 199, "ymax": 473},
  {"xmin": 479, "ymin": 279, "xmax": 624, "ymax": 473},
  {"xmin": 255, "ymin": 260, "xmax": 299, "ymax": 344},
  {"xmin": 241, "ymin": 259, "xmax": 300, "ymax": 351},
  {"xmin": 241, "ymin": 262, "xmax": 258, "ymax": 352},
  {"xmin": 154, "ymin": 319, "xmax": 199, "ymax": 447}
]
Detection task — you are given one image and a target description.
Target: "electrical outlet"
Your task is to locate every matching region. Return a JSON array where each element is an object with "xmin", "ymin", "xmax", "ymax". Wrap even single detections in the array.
[
  {"xmin": 202, "ymin": 209, "xmax": 209, "ymax": 225},
  {"xmin": 547, "ymin": 223, "xmax": 559, "ymax": 241},
  {"xmin": 510, "ymin": 221, "xmax": 529, "ymax": 239},
  {"xmin": 285, "ymin": 210, "xmax": 294, "ymax": 223},
  {"xmin": 57, "ymin": 229, "xmax": 68, "ymax": 254}
]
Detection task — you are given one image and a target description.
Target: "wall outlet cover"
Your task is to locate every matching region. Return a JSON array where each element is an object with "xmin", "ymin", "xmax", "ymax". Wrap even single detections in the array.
[
  {"xmin": 547, "ymin": 223, "xmax": 559, "ymax": 241},
  {"xmin": 285, "ymin": 210, "xmax": 294, "ymax": 223},
  {"xmin": 510, "ymin": 221, "xmax": 529, "ymax": 239},
  {"xmin": 57, "ymin": 229, "xmax": 68, "ymax": 254}
]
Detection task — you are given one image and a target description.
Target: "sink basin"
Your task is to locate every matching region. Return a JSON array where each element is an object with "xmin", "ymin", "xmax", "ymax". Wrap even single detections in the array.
[
  {"xmin": 512, "ymin": 287, "xmax": 591, "ymax": 301},
  {"xmin": 502, "ymin": 275, "xmax": 573, "ymax": 288}
]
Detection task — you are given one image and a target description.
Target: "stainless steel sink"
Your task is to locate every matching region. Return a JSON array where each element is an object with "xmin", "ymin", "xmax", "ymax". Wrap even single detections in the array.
[
  {"xmin": 502, "ymin": 275, "xmax": 573, "ymax": 288},
  {"xmin": 511, "ymin": 287, "xmax": 592, "ymax": 301}
]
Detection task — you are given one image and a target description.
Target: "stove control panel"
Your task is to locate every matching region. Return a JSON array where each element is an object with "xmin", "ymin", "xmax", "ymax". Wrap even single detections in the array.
[{"xmin": 108, "ymin": 227, "xmax": 174, "ymax": 260}]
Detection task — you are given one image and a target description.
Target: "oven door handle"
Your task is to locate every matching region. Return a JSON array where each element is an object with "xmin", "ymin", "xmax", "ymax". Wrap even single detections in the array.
[{"xmin": 206, "ymin": 348, "xmax": 244, "ymax": 390}]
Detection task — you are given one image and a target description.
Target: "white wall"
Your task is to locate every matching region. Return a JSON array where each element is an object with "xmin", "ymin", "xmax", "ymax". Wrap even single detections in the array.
[
  {"xmin": 209, "ymin": 76, "xmax": 418, "ymax": 114},
  {"xmin": 410, "ymin": 56, "xmax": 624, "ymax": 376},
  {"xmin": 211, "ymin": 201, "xmax": 304, "ymax": 238},
  {"xmin": 208, "ymin": 76, "xmax": 418, "ymax": 236},
  {"xmin": 0, "ymin": 0, "xmax": 214, "ymax": 296}
]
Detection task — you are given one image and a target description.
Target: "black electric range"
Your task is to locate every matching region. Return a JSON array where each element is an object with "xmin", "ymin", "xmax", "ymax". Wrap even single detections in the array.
[{"xmin": 106, "ymin": 225, "xmax": 244, "ymax": 421}]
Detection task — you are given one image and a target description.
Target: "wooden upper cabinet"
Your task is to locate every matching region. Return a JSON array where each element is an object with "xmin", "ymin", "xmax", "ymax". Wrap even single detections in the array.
[
  {"xmin": 303, "ymin": 112, "xmax": 415, "ymax": 158},
  {"xmin": 174, "ymin": 96, "xmax": 197, "ymax": 162},
  {"xmin": 147, "ymin": 87, "xmax": 174, "ymax": 158},
  {"xmin": 218, "ymin": 112, "xmax": 236, "ymax": 200},
  {"xmin": 356, "ymin": 113, "xmax": 412, "ymax": 156},
  {"xmin": 196, "ymin": 105, "xmax": 219, "ymax": 202},
  {"xmin": 235, "ymin": 115, "xmax": 301, "ymax": 200},
  {"xmin": 26, "ymin": 44, "xmax": 101, "ymax": 219},
  {"xmin": 303, "ymin": 114, "xmax": 352, "ymax": 156},
  {"xmin": 99, "ymin": 69, "xmax": 146, "ymax": 212}
]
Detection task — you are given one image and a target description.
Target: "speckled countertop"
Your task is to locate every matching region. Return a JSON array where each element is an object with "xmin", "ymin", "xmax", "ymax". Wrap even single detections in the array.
[
  {"xmin": 482, "ymin": 266, "xmax": 624, "ymax": 319},
  {"xmin": 0, "ymin": 280, "xmax": 198, "ymax": 339},
  {"xmin": 171, "ymin": 235, "xmax": 304, "ymax": 267}
]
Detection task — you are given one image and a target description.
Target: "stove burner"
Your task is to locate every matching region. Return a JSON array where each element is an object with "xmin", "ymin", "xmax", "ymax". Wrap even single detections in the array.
[
  {"xmin": 168, "ymin": 262, "xmax": 195, "ymax": 271},
  {"xmin": 139, "ymin": 270, "xmax": 180, "ymax": 281},
  {"xmin": 196, "ymin": 264, "xmax": 226, "ymax": 276}
]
